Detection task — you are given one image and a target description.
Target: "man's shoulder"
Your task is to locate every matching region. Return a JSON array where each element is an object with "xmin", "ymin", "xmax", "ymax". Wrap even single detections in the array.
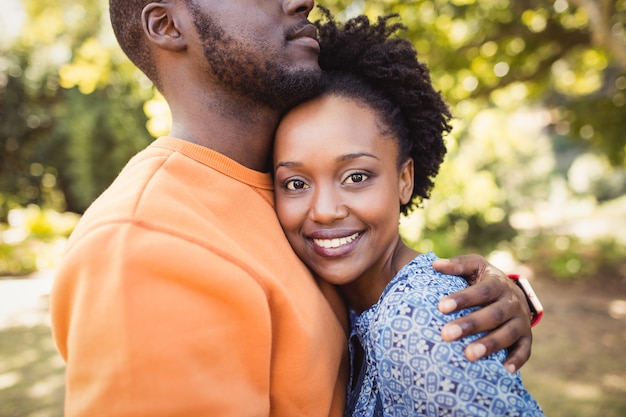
[
  {"xmin": 69, "ymin": 146, "xmax": 174, "ymax": 232},
  {"xmin": 65, "ymin": 146, "xmax": 288, "ymax": 267}
]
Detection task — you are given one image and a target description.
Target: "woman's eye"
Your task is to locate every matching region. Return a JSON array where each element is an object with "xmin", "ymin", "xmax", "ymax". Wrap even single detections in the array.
[
  {"xmin": 285, "ymin": 179, "xmax": 309, "ymax": 190},
  {"xmin": 344, "ymin": 173, "xmax": 369, "ymax": 184}
]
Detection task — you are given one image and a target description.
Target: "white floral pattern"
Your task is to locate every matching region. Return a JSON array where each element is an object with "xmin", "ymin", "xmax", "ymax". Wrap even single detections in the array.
[{"xmin": 346, "ymin": 252, "xmax": 544, "ymax": 417}]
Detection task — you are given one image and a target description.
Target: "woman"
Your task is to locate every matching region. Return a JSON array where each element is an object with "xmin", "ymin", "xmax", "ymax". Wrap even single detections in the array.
[{"xmin": 273, "ymin": 9, "xmax": 544, "ymax": 416}]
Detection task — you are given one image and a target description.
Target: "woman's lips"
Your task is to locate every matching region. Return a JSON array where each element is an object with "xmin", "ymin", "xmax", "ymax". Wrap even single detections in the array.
[{"xmin": 308, "ymin": 231, "xmax": 362, "ymax": 258}]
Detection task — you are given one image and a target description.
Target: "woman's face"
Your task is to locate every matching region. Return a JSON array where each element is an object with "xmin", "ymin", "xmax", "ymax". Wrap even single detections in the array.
[{"xmin": 273, "ymin": 95, "xmax": 413, "ymax": 287}]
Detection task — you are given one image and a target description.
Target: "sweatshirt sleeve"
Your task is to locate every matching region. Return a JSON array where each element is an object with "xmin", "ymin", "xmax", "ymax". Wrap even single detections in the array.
[{"xmin": 51, "ymin": 221, "xmax": 273, "ymax": 417}]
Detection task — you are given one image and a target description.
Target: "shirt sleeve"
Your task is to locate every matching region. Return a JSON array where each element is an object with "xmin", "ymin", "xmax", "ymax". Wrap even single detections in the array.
[
  {"xmin": 51, "ymin": 221, "xmax": 273, "ymax": 417},
  {"xmin": 369, "ymin": 271, "xmax": 544, "ymax": 416}
]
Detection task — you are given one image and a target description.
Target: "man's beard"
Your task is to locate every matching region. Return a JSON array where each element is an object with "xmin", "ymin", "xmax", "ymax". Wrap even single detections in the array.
[{"xmin": 189, "ymin": 4, "xmax": 322, "ymax": 112}]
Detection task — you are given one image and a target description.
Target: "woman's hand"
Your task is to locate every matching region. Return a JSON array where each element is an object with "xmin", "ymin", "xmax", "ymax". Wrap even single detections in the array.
[{"xmin": 433, "ymin": 254, "xmax": 533, "ymax": 373}]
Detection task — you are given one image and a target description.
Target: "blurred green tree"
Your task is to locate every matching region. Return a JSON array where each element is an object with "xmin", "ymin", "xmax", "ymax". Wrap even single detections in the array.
[
  {"xmin": 319, "ymin": 0, "xmax": 626, "ymax": 166},
  {"xmin": 0, "ymin": 0, "xmax": 154, "ymax": 219},
  {"xmin": 1, "ymin": 0, "xmax": 624, "ymax": 268}
]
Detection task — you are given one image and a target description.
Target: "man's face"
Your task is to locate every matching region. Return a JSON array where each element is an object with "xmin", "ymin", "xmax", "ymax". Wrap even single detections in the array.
[{"xmin": 187, "ymin": 0, "xmax": 322, "ymax": 111}]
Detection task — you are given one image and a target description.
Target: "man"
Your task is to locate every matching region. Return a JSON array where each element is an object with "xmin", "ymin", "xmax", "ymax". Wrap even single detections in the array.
[{"xmin": 50, "ymin": 1, "xmax": 535, "ymax": 416}]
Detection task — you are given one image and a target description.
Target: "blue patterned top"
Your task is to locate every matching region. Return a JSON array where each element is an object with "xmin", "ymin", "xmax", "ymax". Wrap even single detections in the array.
[{"xmin": 346, "ymin": 252, "xmax": 544, "ymax": 417}]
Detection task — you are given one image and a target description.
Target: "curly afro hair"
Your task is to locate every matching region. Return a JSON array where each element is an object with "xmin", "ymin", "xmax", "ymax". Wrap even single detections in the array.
[{"xmin": 314, "ymin": 8, "xmax": 451, "ymax": 215}]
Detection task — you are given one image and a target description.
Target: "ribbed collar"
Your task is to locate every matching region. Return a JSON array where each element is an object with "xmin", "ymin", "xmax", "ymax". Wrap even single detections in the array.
[{"xmin": 151, "ymin": 137, "xmax": 273, "ymax": 190}]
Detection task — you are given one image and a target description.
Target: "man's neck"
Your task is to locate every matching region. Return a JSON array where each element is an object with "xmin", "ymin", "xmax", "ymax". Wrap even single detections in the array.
[{"xmin": 167, "ymin": 91, "xmax": 281, "ymax": 173}]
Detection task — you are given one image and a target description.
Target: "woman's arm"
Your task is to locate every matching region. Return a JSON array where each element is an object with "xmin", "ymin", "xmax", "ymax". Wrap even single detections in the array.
[{"xmin": 432, "ymin": 255, "xmax": 536, "ymax": 373}]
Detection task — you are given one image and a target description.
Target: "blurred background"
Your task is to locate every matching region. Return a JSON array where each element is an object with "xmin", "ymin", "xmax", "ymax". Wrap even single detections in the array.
[{"xmin": 0, "ymin": 0, "xmax": 624, "ymax": 416}]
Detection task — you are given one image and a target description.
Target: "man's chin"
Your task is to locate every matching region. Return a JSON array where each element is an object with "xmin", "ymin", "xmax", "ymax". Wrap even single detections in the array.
[{"xmin": 265, "ymin": 71, "xmax": 323, "ymax": 111}]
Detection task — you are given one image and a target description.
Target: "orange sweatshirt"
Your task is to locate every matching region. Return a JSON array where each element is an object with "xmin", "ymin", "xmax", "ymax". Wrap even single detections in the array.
[{"xmin": 50, "ymin": 137, "xmax": 348, "ymax": 417}]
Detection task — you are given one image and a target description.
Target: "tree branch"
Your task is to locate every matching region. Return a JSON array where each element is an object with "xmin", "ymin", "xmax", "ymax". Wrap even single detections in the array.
[{"xmin": 570, "ymin": 0, "xmax": 626, "ymax": 70}]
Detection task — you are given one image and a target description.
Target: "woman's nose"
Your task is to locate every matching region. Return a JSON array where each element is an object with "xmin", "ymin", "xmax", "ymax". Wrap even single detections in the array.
[{"xmin": 308, "ymin": 187, "xmax": 348, "ymax": 224}]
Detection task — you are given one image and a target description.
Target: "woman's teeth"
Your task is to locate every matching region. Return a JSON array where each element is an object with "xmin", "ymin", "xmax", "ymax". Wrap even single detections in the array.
[{"xmin": 313, "ymin": 232, "xmax": 359, "ymax": 249}]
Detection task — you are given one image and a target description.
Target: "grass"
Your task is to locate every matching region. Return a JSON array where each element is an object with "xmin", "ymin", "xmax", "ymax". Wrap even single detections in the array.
[
  {"xmin": 0, "ymin": 324, "xmax": 64, "ymax": 417},
  {"xmin": 522, "ymin": 278, "xmax": 626, "ymax": 417}
]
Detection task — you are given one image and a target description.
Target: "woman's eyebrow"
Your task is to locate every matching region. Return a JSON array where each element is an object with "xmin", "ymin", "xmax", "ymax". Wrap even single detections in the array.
[
  {"xmin": 336, "ymin": 152, "xmax": 379, "ymax": 162},
  {"xmin": 275, "ymin": 152, "xmax": 379, "ymax": 170}
]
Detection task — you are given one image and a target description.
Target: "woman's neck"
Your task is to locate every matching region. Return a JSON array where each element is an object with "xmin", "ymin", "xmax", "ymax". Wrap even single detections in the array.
[{"xmin": 340, "ymin": 238, "xmax": 419, "ymax": 314}]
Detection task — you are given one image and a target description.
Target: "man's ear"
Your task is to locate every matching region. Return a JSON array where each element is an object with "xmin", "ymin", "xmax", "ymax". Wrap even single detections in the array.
[
  {"xmin": 142, "ymin": 2, "xmax": 186, "ymax": 52},
  {"xmin": 399, "ymin": 158, "xmax": 414, "ymax": 205}
]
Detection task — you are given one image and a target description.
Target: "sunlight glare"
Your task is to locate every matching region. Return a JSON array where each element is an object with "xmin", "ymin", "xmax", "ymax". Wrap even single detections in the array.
[{"xmin": 608, "ymin": 300, "xmax": 626, "ymax": 320}]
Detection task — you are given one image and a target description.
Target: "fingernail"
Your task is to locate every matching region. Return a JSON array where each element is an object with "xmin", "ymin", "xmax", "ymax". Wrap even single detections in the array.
[
  {"xmin": 438, "ymin": 298, "xmax": 457, "ymax": 313},
  {"xmin": 467, "ymin": 343, "xmax": 486, "ymax": 360},
  {"xmin": 505, "ymin": 364, "xmax": 516, "ymax": 374},
  {"xmin": 442, "ymin": 323, "xmax": 462, "ymax": 341}
]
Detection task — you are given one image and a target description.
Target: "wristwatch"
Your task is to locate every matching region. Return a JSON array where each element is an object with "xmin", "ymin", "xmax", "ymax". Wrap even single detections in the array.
[{"xmin": 508, "ymin": 274, "xmax": 544, "ymax": 327}]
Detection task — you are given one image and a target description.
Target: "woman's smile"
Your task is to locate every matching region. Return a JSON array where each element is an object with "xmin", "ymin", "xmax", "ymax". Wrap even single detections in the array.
[{"xmin": 312, "ymin": 231, "xmax": 361, "ymax": 250}]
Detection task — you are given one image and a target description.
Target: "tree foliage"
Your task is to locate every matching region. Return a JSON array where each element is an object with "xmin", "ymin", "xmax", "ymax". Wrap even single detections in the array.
[
  {"xmin": 319, "ymin": 0, "xmax": 626, "ymax": 165},
  {"xmin": 1, "ymin": 0, "xmax": 625, "ymax": 270},
  {"xmin": 0, "ymin": 0, "xmax": 154, "ymax": 219}
]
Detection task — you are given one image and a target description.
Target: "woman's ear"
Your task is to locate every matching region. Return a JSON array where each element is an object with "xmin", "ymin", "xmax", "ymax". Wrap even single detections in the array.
[
  {"xmin": 398, "ymin": 158, "xmax": 414, "ymax": 205},
  {"xmin": 142, "ymin": 2, "xmax": 186, "ymax": 52}
]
